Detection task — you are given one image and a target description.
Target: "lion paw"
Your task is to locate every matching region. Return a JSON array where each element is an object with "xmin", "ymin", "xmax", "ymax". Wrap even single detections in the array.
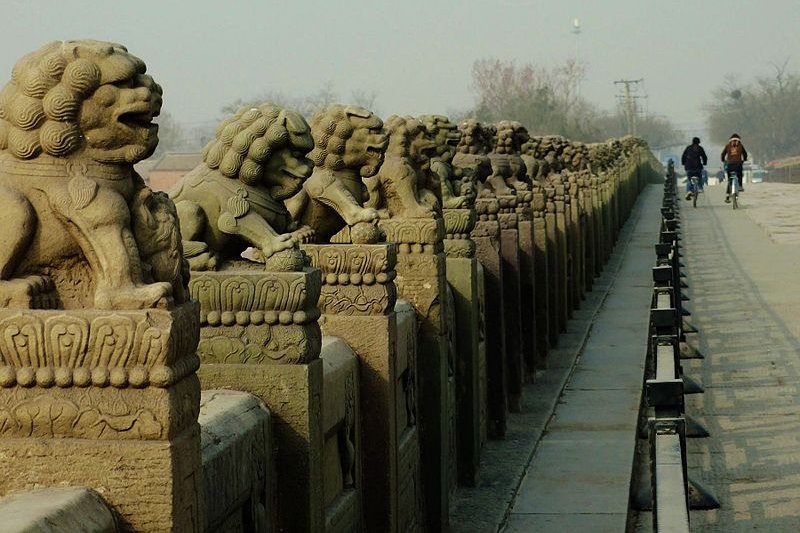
[
  {"xmin": 345, "ymin": 207, "xmax": 379, "ymax": 225},
  {"xmin": 0, "ymin": 276, "xmax": 58, "ymax": 309},
  {"xmin": 95, "ymin": 282, "xmax": 173, "ymax": 310},
  {"xmin": 402, "ymin": 205, "xmax": 437, "ymax": 219},
  {"xmin": 291, "ymin": 225, "xmax": 316, "ymax": 244}
]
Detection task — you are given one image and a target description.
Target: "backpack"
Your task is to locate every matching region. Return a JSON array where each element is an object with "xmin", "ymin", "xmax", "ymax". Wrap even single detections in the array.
[{"xmin": 727, "ymin": 142, "xmax": 743, "ymax": 162}]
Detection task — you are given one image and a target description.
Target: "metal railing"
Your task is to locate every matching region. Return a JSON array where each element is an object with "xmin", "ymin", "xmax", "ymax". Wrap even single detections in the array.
[{"xmin": 642, "ymin": 169, "xmax": 719, "ymax": 531}]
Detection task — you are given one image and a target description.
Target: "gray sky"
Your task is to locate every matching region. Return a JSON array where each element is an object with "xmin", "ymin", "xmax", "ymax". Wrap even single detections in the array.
[{"xmin": 3, "ymin": 0, "xmax": 799, "ymax": 137}]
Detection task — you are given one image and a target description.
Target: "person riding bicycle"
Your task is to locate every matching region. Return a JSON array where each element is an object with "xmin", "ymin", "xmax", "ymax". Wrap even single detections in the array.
[
  {"xmin": 681, "ymin": 137, "xmax": 708, "ymax": 200},
  {"xmin": 721, "ymin": 133, "xmax": 748, "ymax": 203}
]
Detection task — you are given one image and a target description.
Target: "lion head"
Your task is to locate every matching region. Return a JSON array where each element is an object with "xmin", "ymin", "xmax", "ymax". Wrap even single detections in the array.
[
  {"xmin": 308, "ymin": 105, "xmax": 387, "ymax": 178},
  {"xmin": 419, "ymin": 114, "xmax": 460, "ymax": 164},
  {"xmin": 0, "ymin": 40, "xmax": 162, "ymax": 164},
  {"xmin": 384, "ymin": 115, "xmax": 437, "ymax": 170},
  {"xmin": 201, "ymin": 103, "xmax": 314, "ymax": 201},
  {"xmin": 455, "ymin": 119, "xmax": 492, "ymax": 156}
]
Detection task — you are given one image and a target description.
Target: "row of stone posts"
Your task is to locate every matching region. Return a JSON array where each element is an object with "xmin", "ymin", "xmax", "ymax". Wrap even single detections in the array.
[{"xmin": 0, "ymin": 40, "xmax": 664, "ymax": 532}]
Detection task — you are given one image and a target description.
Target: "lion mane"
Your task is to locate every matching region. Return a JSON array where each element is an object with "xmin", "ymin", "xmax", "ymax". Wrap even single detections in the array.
[
  {"xmin": 0, "ymin": 40, "xmax": 158, "ymax": 161},
  {"xmin": 201, "ymin": 103, "xmax": 313, "ymax": 186}
]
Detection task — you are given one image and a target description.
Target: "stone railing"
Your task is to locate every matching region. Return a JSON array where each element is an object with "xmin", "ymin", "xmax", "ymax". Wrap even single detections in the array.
[{"xmin": 0, "ymin": 129, "xmax": 660, "ymax": 532}]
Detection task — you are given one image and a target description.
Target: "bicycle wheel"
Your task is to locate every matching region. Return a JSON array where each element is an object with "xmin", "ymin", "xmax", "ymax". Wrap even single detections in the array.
[
  {"xmin": 693, "ymin": 190, "xmax": 698, "ymax": 208},
  {"xmin": 732, "ymin": 193, "xmax": 738, "ymax": 209}
]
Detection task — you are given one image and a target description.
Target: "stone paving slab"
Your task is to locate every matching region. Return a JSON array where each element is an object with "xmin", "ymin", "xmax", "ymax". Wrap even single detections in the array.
[
  {"xmin": 634, "ymin": 182, "xmax": 800, "ymax": 531},
  {"xmin": 502, "ymin": 185, "xmax": 660, "ymax": 532}
]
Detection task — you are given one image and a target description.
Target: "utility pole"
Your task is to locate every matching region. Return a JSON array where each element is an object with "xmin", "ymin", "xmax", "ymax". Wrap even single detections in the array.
[{"xmin": 614, "ymin": 78, "xmax": 644, "ymax": 135}]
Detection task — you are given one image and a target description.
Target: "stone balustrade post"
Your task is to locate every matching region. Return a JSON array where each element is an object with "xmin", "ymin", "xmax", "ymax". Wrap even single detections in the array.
[
  {"xmin": 472, "ymin": 198, "xmax": 508, "ymax": 437},
  {"xmin": 0, "ymin": 304, "xmax": 202, "ymax": 532},
  {"xmin": 498, "ymin": 195, "xmax": 524, "ymax": 412},
  {"xmin": 301, "ymin": 243, "xmax": 423, "ymax": 532},
  {"xmin": 443, "ymin": 206, "xmax": 486, "ymax": 486},
  {"xmin": 191, "ymin": 266, "xmax": 327, "ymax": 532},
  {"xmin": 379, "ymin": 217, "xmax": 452, "ymax": 531}
]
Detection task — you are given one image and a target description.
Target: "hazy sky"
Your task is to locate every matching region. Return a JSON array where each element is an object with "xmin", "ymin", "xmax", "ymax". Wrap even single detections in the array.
[{"xmin": 3, "ymin": 0, "xmax": 799, "ymax": 138}]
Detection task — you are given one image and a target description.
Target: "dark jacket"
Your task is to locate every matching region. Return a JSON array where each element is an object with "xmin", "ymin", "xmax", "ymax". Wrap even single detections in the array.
[{"xmin": 681, "ymin": 143, "xmax": 708, "ymax": 171}]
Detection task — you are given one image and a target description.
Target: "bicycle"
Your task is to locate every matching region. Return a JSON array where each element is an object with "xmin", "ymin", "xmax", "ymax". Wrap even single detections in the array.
[
  {"xmin": 685, "ymin": 172, "xmax": 702, "ymax": 207},
  {"xmin": 689, "ymin": 174, "xmax": 701, "ymax": 208},
  {"xmin": 729, "ymin": 171, "xmax": 740, "ymax": 209}
]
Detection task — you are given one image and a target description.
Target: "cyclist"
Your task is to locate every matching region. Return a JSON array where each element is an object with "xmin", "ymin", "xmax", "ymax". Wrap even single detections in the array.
[
  {"xmin": 681, "ymin": 137, "xmax": 708, "ymax": 200},
  {"xmin": 721, "ymin": 133, "xmax": 748, "ymax": 203}
]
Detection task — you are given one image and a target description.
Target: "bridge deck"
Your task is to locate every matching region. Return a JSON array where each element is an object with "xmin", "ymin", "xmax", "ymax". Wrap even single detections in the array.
[
  {"xmin": 679, "ymin": 182, "xmax": 800, "ymax": 531},
  {"xmin": 453, "ymin": 181, "xmax": 800, "ymax": 532}
]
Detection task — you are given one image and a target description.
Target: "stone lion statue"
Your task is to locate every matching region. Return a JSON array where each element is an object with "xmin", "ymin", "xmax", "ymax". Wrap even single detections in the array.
[
  {"xmin": 488, "ymin": 120, "xmax": 530, "ymax": 194},
  {"xmin": 0, "ymin": 40, "xmax": 188, "ymax": 310},
  {"xmin": 170, "ymin": 103, "xmax": 314, "ymax": 271},
  {"xmin": 286, "ymin": 104, "xmax": 387, "ymax": 244},
  {"xmin": 364, "ymin": 115, "xmax": 438, "ymax": 219},
  {"xmin": 419, "ymin": 114, "xmax": 474, "ymax": 208},
  {"xmin": 451, "ymin": 119, "xmax": 494, "ymax": 197}
]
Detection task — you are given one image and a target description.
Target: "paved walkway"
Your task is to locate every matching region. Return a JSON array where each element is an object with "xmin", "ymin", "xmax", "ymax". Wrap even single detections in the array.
[
  {"xmin": 450, "ymin": 184, "xmax": 663, "ymax": 532},
  {"xmin": 677, "ymin": 182, "xmax": 800, "ymax": 531}
]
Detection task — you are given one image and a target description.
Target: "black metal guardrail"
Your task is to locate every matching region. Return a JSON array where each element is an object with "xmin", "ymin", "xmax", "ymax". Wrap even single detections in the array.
[{"xmin": 643, "ymin": 169, "xmax": 719, "ymax": 531}]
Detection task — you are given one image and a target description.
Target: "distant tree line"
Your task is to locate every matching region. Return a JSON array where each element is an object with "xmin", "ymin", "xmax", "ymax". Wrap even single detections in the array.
[
  {"xmin": 153, "ymin": 59, "xmax": 684, "ymax": 159},
  {"xmin": 705, "ymin": 62, "xmax": 800, "ymax": 163},
  {"xmin": 462, "ymin": 58, "xmax": 681, "ymax": 148}
]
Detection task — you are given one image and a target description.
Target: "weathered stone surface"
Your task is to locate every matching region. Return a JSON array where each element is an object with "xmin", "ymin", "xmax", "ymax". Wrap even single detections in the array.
[
  {"xmin": 384, "ymin": 216, "xmax": 451, "ymax": 531},
  {"xmin": 199, "ymin": 360, "xmax": 323, "ymax": 532},
  {"xmin": 497, "ymin": 195, "xmax": 524, "ymax": 413},
  {"xmin": 306, "ymin": 242, "xmax": 421, "ymax": 531},
  {"xmin": 366, "ymin": 115, "xmax": 438, "ymax": 220},
  {"xmin": 288, "ymin": 105, "xmax": 387, "ymax": 245},
  {"xmin": 447, "ymin": 256, "xmax": 485, "ymax": 485},
  {"xmin": 303, "ymin": 243, "xmax": 397, "ymax": 316},
  {"xmin": 0, "ymin": 40, "xmax": 206, "ymax": 532},
  {"xmin": 190, "ymin": 266, "xmax": 322, "ymax": 365},
  {"xmin": 0, "ymin": 488, "xmax": 116, "ymax": 533},
  {"xmin": 320, "ymin": 337, "xmax": 362, "ymax": 533},
  {"xmin": 199, "ymin": 390, "xmax": 272, "ymax": 532},
  {"xmin": 472, "ymin": 198, "xmax": 507, "ymax": 438},
  {"xmin": 171, "ymin": 103, "xmax": 315, "ymax": 272},
  {"xmin": 0, "ymin": 40, "xmax": 189, "ymax": 312},
  {"xmin": 319, "ymin": 300, "xmax": 422, "ymax": 532}
]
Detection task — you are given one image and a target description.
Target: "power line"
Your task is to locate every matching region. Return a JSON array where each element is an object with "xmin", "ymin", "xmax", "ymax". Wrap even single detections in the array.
[{"xmin": 614, "ymin": 78, "xmax": 644, "ymax": 135}]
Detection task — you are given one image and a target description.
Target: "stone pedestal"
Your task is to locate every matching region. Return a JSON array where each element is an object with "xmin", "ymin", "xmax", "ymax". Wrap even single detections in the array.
[
  {"xmin": 443, "ymin": 207, "xmax": 485, "ymax": 486},
  {"xmin": 584, "ymin": 184, "xmax": 597, "ymax": 290},
  {"xmin": 591, "ymin": 178, "xmax": 604, "ymax": 277},
  {"xmin": 554, "ymin": 185, "xmax": 570, "ymax": 331},
  {"xmin": 320, "ymin": 337, "xmax": 362, "ymax": 533},
  {"xmin": 190, "ymin": 266, "xmax": 326, "ymax": 532},
  {"xmin": 515, "ymin": 191, "xmax": 537, "ymax": 379},
  {"xmin": 498, "ymin": 195, "xmax": 524, "ymax": 412},
  {"xmin": 544, "ymin": 189, "xmax": 561, "ymax": 345},
  {"xmin": 472, "ymin": 198, "xmax": 507, "ymax": 438},
  {"xmin": 379, "ymin": 217, "xmax": 451, "ymax": 531},
  {"xmin": 531, "ymin": 187, "xmax": 550, "ymax": 364},
  {"xmin": 302, "ymin": 243, "xmax": 423, "ymax": 533},
  {"xmin": 0, "ymin": 303, "xmax": 202, "ymax": 532}
]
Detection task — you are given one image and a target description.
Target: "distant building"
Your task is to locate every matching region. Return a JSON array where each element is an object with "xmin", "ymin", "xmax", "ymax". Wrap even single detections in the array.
[{"xmin": 146, "ymin": 152, "xmax": 202, "ymax": 192}]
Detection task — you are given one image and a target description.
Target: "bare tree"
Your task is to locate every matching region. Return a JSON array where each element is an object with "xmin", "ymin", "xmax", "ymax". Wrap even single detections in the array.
[
  {"xmin": 469, "ymin": 58, "xmax": 599, "ymax": 140},
  {"xmin": 153, "ymin": 111, "xmax": 186, "ymax": 156},
  {"xmin": 706, "ymin": 61, "xmax": 800, "ymax": 162},
  {"xmin": 220, "ymin": 82, "xmax": 380, "ymax": 120}
]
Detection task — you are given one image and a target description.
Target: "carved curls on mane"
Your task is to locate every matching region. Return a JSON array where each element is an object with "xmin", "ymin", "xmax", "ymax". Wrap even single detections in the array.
[
  {"xmin": 202, "ymin": 103, "xmax": 313, "ymax": 186},
  {"xmin": 384, "ymin": 115, "xmax": 423, "ymax": 157},
  {"xmin": 0, "ymin": 40, "xmax": 148, "ymax": 160},
  {"xmin": 308, "ymin": 104, "xmax": 382, "ymax": 170}
]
